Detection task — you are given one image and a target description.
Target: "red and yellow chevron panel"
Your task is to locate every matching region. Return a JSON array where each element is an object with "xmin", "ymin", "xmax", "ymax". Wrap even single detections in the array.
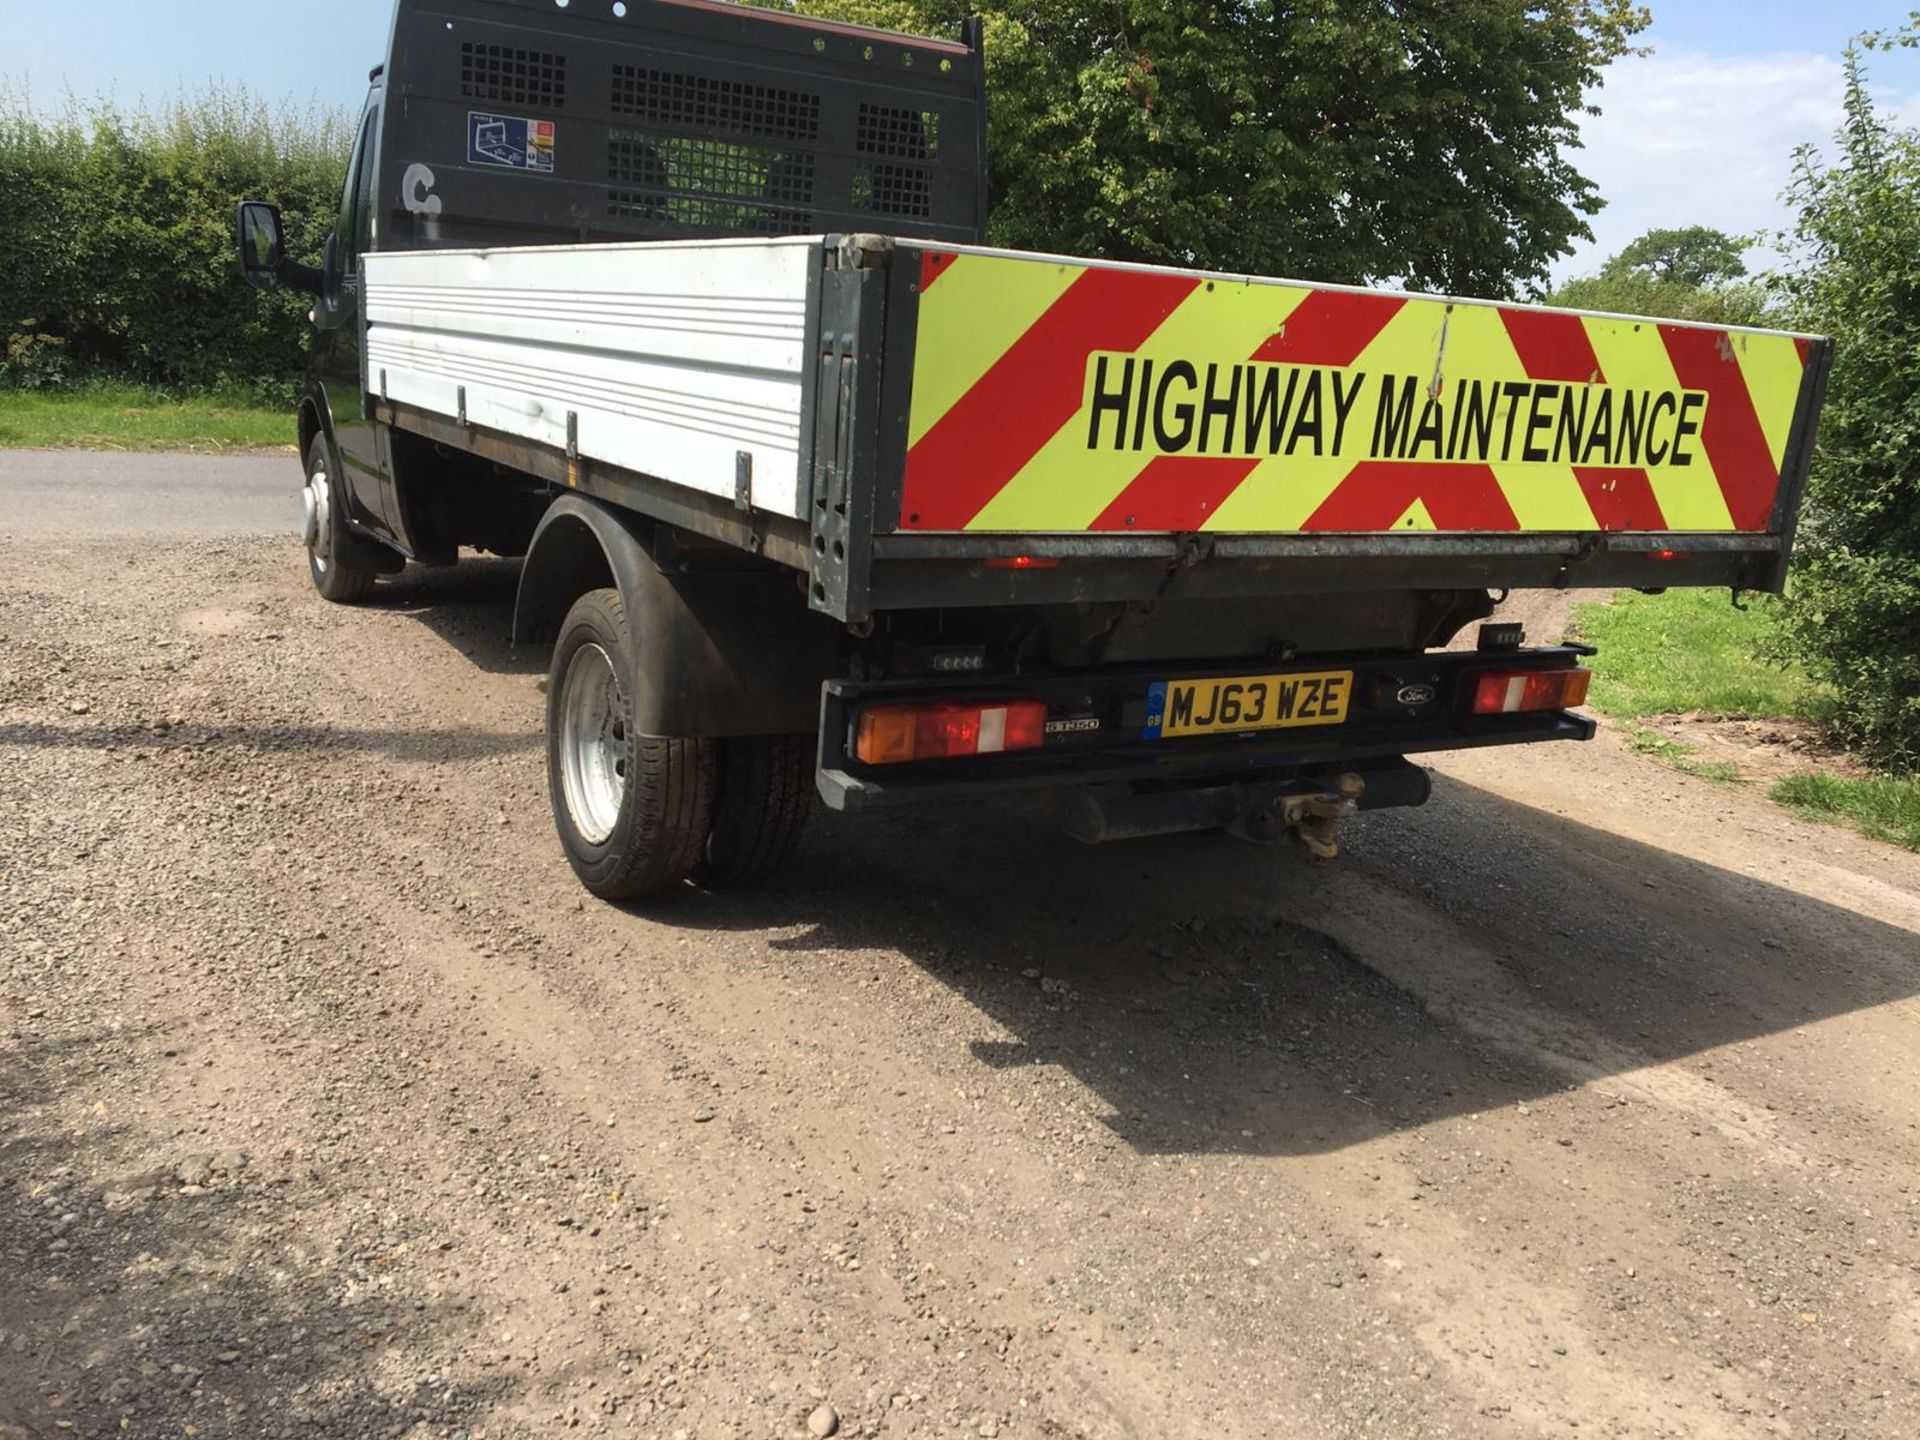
[{"xmin": 898, "ymin": 249, "xmax": 1816, "ymax": 536}]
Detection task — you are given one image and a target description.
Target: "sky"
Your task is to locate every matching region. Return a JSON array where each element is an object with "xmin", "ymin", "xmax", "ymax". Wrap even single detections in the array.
[
  {"xmin": 1561, "ymin": 0, "xmax": 1920, "ymax": 279},
  {"xmin": 4, "ymin": 0, "xmax": 1917, "ymax": 284}
]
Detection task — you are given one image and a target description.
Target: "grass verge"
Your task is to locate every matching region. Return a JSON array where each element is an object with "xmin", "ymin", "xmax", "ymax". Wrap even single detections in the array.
[
  {"xmin": 1577, "ymin": 589, "xmax": 1920, "ymax": 851},
  {"xmin": 1771, "ymin": 774, "xmax": 1920, "ymax": 851},
  {"xmin": 0, "ymin": 383, "xmax": 292, "ymax": 451},
  {"xmin": 1570, "ymin": 587, "xmax": 1827, "ymax": 722},
  {"xmin": 1623, "ymin": 727, "xmax": 1742, "ymax": 785}
]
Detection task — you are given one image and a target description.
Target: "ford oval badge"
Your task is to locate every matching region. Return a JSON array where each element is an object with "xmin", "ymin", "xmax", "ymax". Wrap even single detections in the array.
[{"xmin": 1396, "ymin": 683, "xmax": 1437, "ymax": 706}]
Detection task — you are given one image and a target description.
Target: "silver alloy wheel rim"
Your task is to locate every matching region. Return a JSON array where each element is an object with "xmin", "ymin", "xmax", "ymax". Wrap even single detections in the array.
[
  {"xmin": 304, "ymin": 465, "xmax": 332, "ymax": 571},
  {"xmin": 558, "ymin": 641, "xmax": 627, "ymax": 846}
]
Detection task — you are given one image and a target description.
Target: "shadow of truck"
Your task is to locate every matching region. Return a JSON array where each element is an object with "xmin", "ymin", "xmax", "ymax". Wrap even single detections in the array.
[{"xmin": 659, "ymin": 771, "xmax": 1920, "ymax": 1162}]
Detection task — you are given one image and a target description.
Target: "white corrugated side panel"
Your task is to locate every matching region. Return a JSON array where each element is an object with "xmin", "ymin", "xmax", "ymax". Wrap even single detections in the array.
[{"xmin": 363, "ymin": 239, "xmax": 816, "ymax": 519}]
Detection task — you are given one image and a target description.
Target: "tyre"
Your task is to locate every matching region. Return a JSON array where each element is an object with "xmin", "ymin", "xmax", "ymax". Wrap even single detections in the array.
[
  {"xmin": 546, "ymin": 587, "xmax": 715, "ymax": 900},
  {"xmin": 300, "ymin": 436, "xmax": 378, "ymax": 603},
  {"xmin": 703, "ymin": 734, "xmax": 813, "ymax": 886}
]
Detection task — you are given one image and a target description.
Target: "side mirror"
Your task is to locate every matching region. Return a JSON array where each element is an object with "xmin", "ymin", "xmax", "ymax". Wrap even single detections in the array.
[{"xmin": 236, "ymin": 201, "xmax": 286, "ymax": 289}]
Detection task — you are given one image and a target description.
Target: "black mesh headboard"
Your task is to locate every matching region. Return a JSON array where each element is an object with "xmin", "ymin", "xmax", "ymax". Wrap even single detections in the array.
[{"xmin": 378, "ymin": 0, "xmax": 988, "ymax": 251}]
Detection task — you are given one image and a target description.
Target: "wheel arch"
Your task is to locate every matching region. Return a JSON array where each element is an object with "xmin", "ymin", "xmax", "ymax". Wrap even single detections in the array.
[
  {"xmin": 297, "ymin": 398, "xmax": 325, "ymax": 468},
  {"xmin": 296, "ymin": 374, "xmax": 340, "ymax": 480},
  {"xmin": 515, "ymin": 493, "xmax": 838, "ymax": 738}
]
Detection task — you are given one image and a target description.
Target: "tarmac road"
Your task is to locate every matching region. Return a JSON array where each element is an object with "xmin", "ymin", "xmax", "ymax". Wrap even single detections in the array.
[
  {"xmin": 0, "ymin": 448, "xmax": 294, "ymax": 537},
  {"xmin": 3, "ymin": 450, "xmax": 1918, "ymax": 1439}
]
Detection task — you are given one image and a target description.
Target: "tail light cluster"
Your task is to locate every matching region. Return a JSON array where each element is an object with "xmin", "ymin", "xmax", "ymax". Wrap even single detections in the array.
[
  {"xmin": 849, "ymin": 664, "xmax": 1589, "ymax": 766},
  {"xmin": 855, "ymin": 699, "xmax": 1047, "ymax": 765},
  {"xmin": 1464, "ymin": 666, "xmax": 1592, "ymax": 716}
]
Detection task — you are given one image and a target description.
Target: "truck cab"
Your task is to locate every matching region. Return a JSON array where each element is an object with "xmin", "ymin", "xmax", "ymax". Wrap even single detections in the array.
[{"xmin": 239, "ymin": 0, "xmax": 988, "ymax": 594}]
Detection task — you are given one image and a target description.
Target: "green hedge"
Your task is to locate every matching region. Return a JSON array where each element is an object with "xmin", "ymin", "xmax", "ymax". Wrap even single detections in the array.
[
  {"xmin": 0, "ymin": 89, "xmax": 348, "ymax": 401},
  {"xmin": 1769, "ymin": 51, "xmax": 1920, "ymax": 774}
]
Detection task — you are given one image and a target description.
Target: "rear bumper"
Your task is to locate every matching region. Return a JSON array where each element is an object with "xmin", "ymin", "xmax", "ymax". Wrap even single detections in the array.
[{"xmin": 815, "ymin": 646, "xmax": 1596, "ymax": 811}]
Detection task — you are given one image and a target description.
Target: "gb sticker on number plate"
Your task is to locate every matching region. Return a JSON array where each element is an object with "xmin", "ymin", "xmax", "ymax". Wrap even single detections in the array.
[{"xmin": 467, "ymin": 112, "xmax": 555, "ymax": 172}]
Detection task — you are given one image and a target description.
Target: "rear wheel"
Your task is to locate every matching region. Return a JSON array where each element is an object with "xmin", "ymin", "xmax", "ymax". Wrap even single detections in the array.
[
  {"xmin": 301, "ymin": 437, "xmax": 378, "ymax": 603},
  {"xmin": 703, "ymin": 734, "xmax": 813, "ymax": 886},
  {"xmin": 547, "ymin": 587, "xmax": 715, "ymax": 900}
]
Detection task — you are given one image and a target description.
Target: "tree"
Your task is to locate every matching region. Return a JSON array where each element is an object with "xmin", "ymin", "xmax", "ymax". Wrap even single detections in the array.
[
  {"xmin": 1604, "ymin": 224, "xmax": 1748, "ymax": 287},
  {"xmin": 1548, "ymin": 225, "xmax": 1766, "ymax": 326},
  {"xmin": 766, "ymin": 0, "xmax": 1648, "ymax": 295},
  {"xmin": 1769, "ymin": 42, "xmax": 1920, "ymax": 772}
]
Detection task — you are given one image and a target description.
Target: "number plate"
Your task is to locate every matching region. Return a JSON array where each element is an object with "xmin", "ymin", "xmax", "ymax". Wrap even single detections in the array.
[{"xmin": 1144, "ymin": 670, "xmax": 1354, "ymax": 739}]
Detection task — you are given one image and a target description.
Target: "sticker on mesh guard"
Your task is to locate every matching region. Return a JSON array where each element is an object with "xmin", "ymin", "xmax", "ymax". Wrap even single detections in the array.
[{"xmin": 467, "ymin": 112, "xmax": 555, "ymax": 172}]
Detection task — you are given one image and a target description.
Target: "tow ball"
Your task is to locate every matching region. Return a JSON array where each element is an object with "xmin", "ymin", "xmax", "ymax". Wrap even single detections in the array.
[{"xmin": 1228, "ymin": 772, "xmax": 1367, "ymax": 858}]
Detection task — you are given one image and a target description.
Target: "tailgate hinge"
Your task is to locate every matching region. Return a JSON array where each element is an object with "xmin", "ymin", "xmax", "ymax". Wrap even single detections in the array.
[
  {"xmin": 1172, "ymin": 533, "xmax": 1214, "ymax": 571},
  {"xmin": 1150, "ymin": 532, "xmax": 1214, "ymax": 602},
  {"xmin": 1555, "ymin": 532, "xmax": 1605, "ymax": 588}
]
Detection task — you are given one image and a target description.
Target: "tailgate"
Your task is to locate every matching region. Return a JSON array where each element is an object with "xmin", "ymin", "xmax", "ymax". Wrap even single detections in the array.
[{"xmin": 888, "ymin": 245, "xmax": 1825, "ymax": 541}]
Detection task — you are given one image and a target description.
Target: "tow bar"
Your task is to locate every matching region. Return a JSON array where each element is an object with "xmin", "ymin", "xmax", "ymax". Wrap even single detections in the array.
[
  {"xmin": 1062, "ymin": 761, "xmax": 1424, "ymax": 855},
  {"xmin": 1252, "ymin": 772, "xmax": 1367, "ymax": 859}
]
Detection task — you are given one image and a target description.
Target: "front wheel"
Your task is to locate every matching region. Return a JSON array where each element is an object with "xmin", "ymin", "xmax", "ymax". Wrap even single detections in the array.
[
  {"xmin": 300, "ymin": 436, "xmax": 378, "ymax": 603},
  {"xmin": 547, "ymin": 588, "xmax": 715, "ymax": 900}
]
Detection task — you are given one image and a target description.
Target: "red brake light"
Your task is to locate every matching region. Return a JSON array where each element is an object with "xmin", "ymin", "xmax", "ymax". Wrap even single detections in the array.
[
  {"xmin": 984, "ymin": 555, "xmax": 1061, "ymax": 570},
  {"xmin": 1465, "ymin": 667, "xmax": 1592, "ymax": 715},
  {"xmin": 855, "ymin": 699, "xmax": 1049, "ymax": 765},
  {"xmin": 1002, "ymin": 701, "xmax": 1047, "ymax": 750},
  {"xmin": 917, "ymin": 704, "xmax": 983, "ymax": 759}
]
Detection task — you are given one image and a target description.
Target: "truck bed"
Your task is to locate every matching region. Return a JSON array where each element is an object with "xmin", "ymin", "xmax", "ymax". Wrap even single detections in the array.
[
  {"xmin": 363, "ymin": 235, "xmax": 1829, "ymax": 621},
  {"xmin": 365, "ymin": 237, "xmax": 818, "ymax": 519}
]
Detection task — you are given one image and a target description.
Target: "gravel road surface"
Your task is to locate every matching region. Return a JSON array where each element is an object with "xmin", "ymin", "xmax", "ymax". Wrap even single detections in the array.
[{"xmin": 3, "ymin": 451, "xmax": 1918, "ymax": 1440}]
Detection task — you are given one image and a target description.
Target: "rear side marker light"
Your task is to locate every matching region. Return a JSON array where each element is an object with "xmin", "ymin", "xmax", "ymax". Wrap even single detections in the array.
[
  {"xmin": 855, "ymin": 699, "xmax": 1047, "ymax": 765},
  {"xmin": 1465, "ymin": 667, "xmax": 1592, "ymax": 716}
]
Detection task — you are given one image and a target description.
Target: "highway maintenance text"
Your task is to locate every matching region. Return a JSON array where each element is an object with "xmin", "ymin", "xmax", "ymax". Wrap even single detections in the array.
[{"xmin": 1083, "ymin": 353, "xmax": 1708, "ymax": 469}]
